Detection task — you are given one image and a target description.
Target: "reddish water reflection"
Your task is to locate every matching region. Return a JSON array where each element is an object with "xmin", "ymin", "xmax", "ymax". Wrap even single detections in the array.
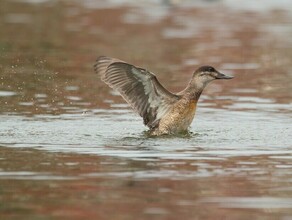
[
  {"xmin": 1, "ymin": 147, "xmax": 292, "ymax": 220},
  {"xmin": 1, "ymin": 0, "xmax": 291, "ymax": 115},
  {"xmin": 0, "ymin": 0, "xmax": 292, "ymax": 219}
]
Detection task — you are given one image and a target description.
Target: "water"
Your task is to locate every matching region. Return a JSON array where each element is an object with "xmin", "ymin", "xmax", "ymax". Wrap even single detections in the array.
[{"xmin": 0, "ymin": 0, "xmax": 292, "ymax": 219}]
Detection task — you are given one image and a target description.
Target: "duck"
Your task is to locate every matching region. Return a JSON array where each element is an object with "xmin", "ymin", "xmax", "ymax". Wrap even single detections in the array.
[{"xmin": 94, "ymin": 56, "xmax": 233, "ymax": 136}]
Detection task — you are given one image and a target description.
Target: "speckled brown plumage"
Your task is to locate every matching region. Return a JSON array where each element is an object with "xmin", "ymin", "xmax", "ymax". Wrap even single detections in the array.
[{"xmin": 94, "ymin": 56, "xmax": 233, "ymax": 136}]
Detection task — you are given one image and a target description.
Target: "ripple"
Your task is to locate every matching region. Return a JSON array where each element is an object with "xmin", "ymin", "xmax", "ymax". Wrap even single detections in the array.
[
  {"xmin": 221, "ymin": 63, "xmax": 260, "ymax": 70},
  {"xmin": 0, "ymin": 91, "xmax": 17, "ymax": 97},
  {"xmin": 0, "ymin": 171, "xmax": 78, "ymax": 180},
  {"xmin": 65, "ymin": 86, "xmax": 79, "ymax": 91},
  {"xmin": 82, "ymin": 169, "xmax": 224, "ymax": 180},
  {"xmin": 200, "ymin": 197, "xmax": 292, "ymax": 209},
  {"xmin": 65, "ymin": 96, "xmax": 82, "ymax": 101},
  {"xmin": 4, "ymin": 13, "xmax": 33, "ymax": 24}
]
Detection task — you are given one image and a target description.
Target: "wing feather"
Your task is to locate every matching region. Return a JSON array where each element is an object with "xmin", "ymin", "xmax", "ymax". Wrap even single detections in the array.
[{"xmin": 94, "ymin": 56, "xmax": 179, "ymax": 129}]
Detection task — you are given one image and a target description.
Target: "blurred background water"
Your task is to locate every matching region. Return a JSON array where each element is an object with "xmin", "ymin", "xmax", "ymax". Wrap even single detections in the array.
[{"xmin": 0, "ymin": 0, "xmax": 292, "ymax": 219}]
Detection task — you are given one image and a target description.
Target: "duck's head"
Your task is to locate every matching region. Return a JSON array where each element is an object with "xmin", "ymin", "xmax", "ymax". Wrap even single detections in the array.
[{"xmin": 192, "ymin": 65, "xmax": 233, "ymax": 87}]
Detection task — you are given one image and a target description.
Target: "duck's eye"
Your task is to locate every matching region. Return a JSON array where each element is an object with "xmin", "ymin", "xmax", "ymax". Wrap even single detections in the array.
[{"xmin": 208, "ymin": 67, "xmax": 214, "ymax": 72}]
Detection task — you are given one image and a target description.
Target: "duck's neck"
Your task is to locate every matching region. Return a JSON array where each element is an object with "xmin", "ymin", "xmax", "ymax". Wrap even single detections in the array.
[{"xmin": 181, "ymin": 79, "xmax": 206, "ymax": 101}]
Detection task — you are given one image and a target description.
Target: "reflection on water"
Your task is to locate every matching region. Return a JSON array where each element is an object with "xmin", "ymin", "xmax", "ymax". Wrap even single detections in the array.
[
  {"xmin": 0, "ymin": 0, "xmax": 292, "ymax": 219},
  {"xmin": 201, "ymin": 197, "xmax": 292, "ymax": 209}
]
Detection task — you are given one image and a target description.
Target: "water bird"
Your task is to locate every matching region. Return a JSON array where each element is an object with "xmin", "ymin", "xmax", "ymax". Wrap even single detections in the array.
[{"xmin": 94, "ymin": 56, "xmax": 233, "ymax": 136}]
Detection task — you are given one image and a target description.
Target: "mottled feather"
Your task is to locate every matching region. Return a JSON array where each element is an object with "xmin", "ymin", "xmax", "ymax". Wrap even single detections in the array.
[{"xmin": 94, "ymin": 56, "xmax": 179, "ymax": 129}]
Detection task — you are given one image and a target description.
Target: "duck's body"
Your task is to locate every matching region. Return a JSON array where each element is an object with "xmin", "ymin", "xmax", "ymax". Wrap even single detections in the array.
[
  {"xmin": 94, "ymin": 56, "xmax": 233, "ymax": 136},
  {"xmin": 153, "ymin": 97, "xmax": 197, "ymax": 135}
]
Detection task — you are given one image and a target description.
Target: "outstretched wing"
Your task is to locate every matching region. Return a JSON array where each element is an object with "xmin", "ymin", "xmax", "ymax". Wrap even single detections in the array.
[
  {"xmin": 94, "ymin": 56, "xmax": 123, "ymax": 80},
  {"xmin": 94, "ymin": 56, "xmax": 179, "ymax": 129}
]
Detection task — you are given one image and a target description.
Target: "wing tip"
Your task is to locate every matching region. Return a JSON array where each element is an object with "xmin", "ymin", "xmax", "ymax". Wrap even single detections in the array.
[
  {"xmin": 96, "ymin": 55, "xmax": 110, "ymax": 62},
  {"xmin": 93, "ymin": 56, "xmax": 112, "ymax": 75},
  {"xmin": 94, "ymin": 56, "xmax": 126, "ymax": 76}
]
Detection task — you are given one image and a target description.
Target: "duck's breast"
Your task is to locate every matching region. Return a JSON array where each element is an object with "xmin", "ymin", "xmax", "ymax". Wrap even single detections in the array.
[{"xmin": 158, "ymin": 99, "xmax": 197, "ymax": 133}]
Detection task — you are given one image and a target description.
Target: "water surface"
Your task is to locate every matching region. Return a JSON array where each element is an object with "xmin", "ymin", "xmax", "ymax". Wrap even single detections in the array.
[{"xmin": 0, "ymin": 0, "xmax": 292, "ymax": 219}]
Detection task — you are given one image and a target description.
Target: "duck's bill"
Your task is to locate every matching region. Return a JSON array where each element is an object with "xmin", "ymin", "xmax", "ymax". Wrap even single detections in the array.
[{"xmin": 215, "ymin": 72, "xmax": 234, "ymax": 79}]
